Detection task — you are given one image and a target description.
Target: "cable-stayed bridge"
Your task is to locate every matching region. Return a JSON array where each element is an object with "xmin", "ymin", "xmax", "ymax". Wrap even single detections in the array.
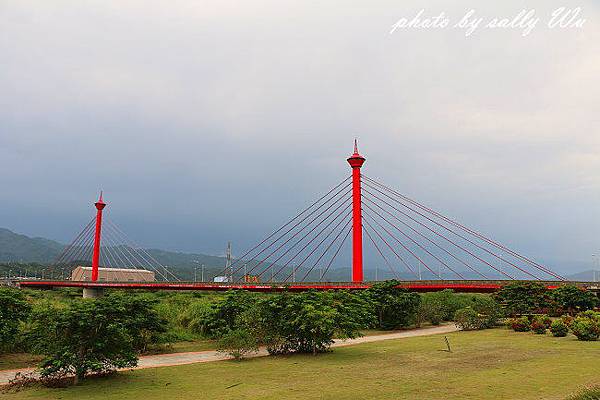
[{"xmin": 18, "ymin": 142, "xmax": 599, "ymax": 294}]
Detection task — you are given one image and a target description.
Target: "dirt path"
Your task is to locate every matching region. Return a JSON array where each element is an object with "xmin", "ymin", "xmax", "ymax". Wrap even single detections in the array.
[{"xmin": 0, "ymin": 324, "xmax": 458, "ymax": 385}]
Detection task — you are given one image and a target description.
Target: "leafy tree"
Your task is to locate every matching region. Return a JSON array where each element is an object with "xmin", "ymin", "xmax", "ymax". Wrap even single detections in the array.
[
  {"xmin": 363, "ymin": 281, "xmax": 421, "ymax": 330},
  {"xmin": 217, "ymin": 328, "xmax": 259, "ymax": 360},
  {"xmin": 551, "ymin": 285, "xmax": 598, "ymax": 315},
  {"xmin": 494, "ymin": 282, "xmax": 550, "ymax": 316},
  {"xmin": 27, "ymin": 294, "xmax": 165, "ymax": 384},
  {"xmin": 111, "ymin": 294, "xmax": 167, "ymax": 352},
  {"xmin": 252, "ymin": 290, "xmax": 372, "ymax": 355},
  {"xmin": 0, "ymin": 288, "xmax": 31, "ymax": 352},
  {"xmin": 203, "ymin": 290, "xmax": 258, "ymax": 337}
]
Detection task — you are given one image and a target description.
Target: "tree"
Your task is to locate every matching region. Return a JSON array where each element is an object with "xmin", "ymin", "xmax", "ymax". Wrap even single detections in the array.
[
  {"xmin": 551, "ymin": 285, "xmax": 598, "ymax": 315},
  {"xmin": 217, "ymin": 328, "xmax": 259, "ymax": 360},
  {"xmin": 204, "ymin": 290, "xmax": 258, "ymax": 337},
  {"xmin": 251, "ymin": 290, "xmax": 372, "ymax": 355},
  {"xmin": 28, "ymin": 294, "xmax": 165, "ymax": 384},
  {"xmin": 494, "ymin": 282, "xmax": 550, "ymax": 316},
  {"xmin": 0, "ymin": 288, "xmax": 31, "ymax": 352},
  {"xmin": 363, "ymin": 281, "xmax": 421, "ymax": 330}
]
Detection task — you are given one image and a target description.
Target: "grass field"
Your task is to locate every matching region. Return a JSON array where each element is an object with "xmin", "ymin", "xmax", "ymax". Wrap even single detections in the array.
[{"xmin": 3, "ymin": 329, "xmax": 600, "ymax": 400}]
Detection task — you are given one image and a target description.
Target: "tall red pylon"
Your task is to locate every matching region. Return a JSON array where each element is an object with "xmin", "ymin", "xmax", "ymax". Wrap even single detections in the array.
[
  {"xmin": 91, "ymin": 192, "xmax": 106, "ymax": 282},
  {"xmin": 347, "ymin": 140, "xmax": 365, "ymax": 282}
]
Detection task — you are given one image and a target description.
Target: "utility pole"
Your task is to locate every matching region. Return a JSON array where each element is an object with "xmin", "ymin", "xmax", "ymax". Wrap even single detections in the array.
[
  {"xmin": 375, "ymin": 266, "xmax": 378, "ymax": 281},
  {"xmin": 226, "ymin": 242, "xmax": 232, "ymax": 282},
  {"xmin": 201, "ymin": 264, "xmax": 205, "ymax": 282}
]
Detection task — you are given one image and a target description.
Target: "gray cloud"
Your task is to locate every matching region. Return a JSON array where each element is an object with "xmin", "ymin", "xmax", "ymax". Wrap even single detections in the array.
[{"xmin": 0, "ymin": 0, "xmax": 598, "ymax": 269}]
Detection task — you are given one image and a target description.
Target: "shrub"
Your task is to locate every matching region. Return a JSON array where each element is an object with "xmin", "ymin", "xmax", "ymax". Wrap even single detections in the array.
[
  {"xmin": 0, "ymin": 288, "xmax": 31, "ymax": 353},
  {"xmin": 510, "ymin": 316, "xmax": 531, "ymax": 332},
  {"xmin": 570, "ymin": 316, "xmax": 600, "ymax": 341},
  {"xmin": 530, "ymin": 317, "xmax": 547, "ymax": 334},
  {"xmin": 540, "ymin": 315, "xmax": 552, "ymax": 329},
  {"xmin": 469, "ymin": 295, "xmax": 504, "ymax": 328},
  {"xmin": 454, "ymin": 307, "xmax": 484, "ymax": 331},
  {"xmin": 550, "ymin": 319, "xmax": 568, "ymax": 337},
  {"xmin": 577, "ymin": 310, "xmax": 600, "ymax": 321},
  {"xmin": 216, "ymin": 328, "xmax": 258, "ymax": 361},
  {"xmin": 416, "ymin": 296, "xmax": 444, "ymax": 326},
  {"xmin": 566, "ymin": 385, "xmax": 600, "ymax": 400},
  {"xmin": 562, "ymin": 315, "xmax": 575, "ymax": 328}
]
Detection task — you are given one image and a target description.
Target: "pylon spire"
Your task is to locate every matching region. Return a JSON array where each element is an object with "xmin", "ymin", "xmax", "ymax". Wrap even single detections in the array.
[
  {"xmin": 347, "ymin": 141, "xmax": 365, "ymax": 282},
  {"xmin": 92, "ymin": 192, "xmax": 107, "ymax": 282}
]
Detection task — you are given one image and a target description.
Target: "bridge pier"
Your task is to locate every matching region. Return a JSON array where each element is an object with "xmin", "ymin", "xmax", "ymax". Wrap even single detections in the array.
[{"xmin": 83, "ymin": 287, "xmax": 104, "ymax": 298}]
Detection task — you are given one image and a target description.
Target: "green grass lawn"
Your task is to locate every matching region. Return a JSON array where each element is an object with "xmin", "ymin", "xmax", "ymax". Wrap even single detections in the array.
[
  {"xmin": 4, "ymin": 329, "xmax": 600, "ymax": 400},
  {"xmin": 0, "ymin": 330, "xmax": 419, "ymax": 370}
]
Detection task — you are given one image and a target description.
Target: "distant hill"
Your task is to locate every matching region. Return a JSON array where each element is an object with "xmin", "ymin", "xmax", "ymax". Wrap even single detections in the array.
[
  {"xmin": 0, "ymin": 228, "xmax": 64, "ymax": 263},
  {"xmin": 566, "ymin": 270, "xmax": 600, "ymax": 282},
  {"xmin": 0, "ymin": 228, "xmax": 231, "ymax": 278}
]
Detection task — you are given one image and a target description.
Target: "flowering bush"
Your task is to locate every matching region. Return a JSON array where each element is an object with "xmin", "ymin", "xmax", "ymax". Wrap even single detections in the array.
[
  {"xmin": 539, "ymin": 315, "xmax": 552, "ymax": 329},
  {"xmin": 509, "ymin": 316, "xmax": 531, "ymax": 332},
  {"xmin": 531, "ymin": 317, "xmax": 547, "ymax": 334},
  {"xmin": 561, "ymin": 315, "xmax": 575, "ymax": 328}
]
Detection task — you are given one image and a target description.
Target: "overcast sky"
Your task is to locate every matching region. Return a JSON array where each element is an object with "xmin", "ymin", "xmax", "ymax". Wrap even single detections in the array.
[{"xmin": 1, "ymin": 1, "xmax": 598, "ymax": 270}]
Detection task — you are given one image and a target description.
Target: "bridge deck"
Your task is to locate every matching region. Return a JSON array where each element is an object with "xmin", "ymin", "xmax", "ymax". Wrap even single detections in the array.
[{"xmin": 16, "ymin": 280, "xmax": 600, "ymax": 293}]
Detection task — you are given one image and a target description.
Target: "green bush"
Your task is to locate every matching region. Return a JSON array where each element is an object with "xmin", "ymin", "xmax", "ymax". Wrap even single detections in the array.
[
  {"xmin": 468, "ymin": 295, "xmax": 503, "ymax": 328},
  {"xmin": 0, "ymin": 287, "xmax": 31, "ymax": 352},
  {"xmin": 566, "ymin": 385, "xmax": 600, "ymax": 400},
  {"xmin": 550, "ymin": 319, "xmax": 569, "ymax": 337},
  {"xmin": 509, "ymin": 316, "xmax": 531, "ymax": 332},
  {"xmin": 416, "ymin": 296, "xmax": 444, "ymax": 326},
  {"xmin": 454, "ymin": 307, "xmax": 485, "ymax": 331},
  {"xmin": 216, "ymin": 328, "xmax": 258, "ymax": 361},
  {"xmin": 570, "ymin": 316, "xmax": 600, "ymax": 341}
]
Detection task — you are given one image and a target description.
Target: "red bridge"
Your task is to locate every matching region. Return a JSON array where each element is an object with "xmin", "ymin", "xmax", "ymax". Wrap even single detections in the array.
[{"xmin": 19, "ymin": 141, "xmax": 597, "ymax": 295}]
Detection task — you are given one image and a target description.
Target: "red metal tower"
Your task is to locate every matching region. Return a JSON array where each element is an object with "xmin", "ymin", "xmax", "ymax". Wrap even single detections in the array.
[
  {"xmin": 347, "ymin": 140, "xmax": 365, "ymax": 282},
  {"xmin": 91, "ymin": 192, "xmax": 106, "ymax": 282}
]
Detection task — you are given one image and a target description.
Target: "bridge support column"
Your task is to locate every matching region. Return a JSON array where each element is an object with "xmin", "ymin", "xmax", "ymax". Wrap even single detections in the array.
[
  {"xmin": 83, "ymin": 287, "xmax": 104, "ymax": 298},
  {"xmin": 91, "ymin": 192, "xmax": 106, "ymax": 282},
  {"xmin": 347, "ymin": 140, "xmax": 365, "ymax": 282}
]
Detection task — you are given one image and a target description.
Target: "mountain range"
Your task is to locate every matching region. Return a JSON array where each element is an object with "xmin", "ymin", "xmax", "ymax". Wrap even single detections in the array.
[{"xmin": 1, "ymin": 227, "xmax": 598, "ymax": 282}]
